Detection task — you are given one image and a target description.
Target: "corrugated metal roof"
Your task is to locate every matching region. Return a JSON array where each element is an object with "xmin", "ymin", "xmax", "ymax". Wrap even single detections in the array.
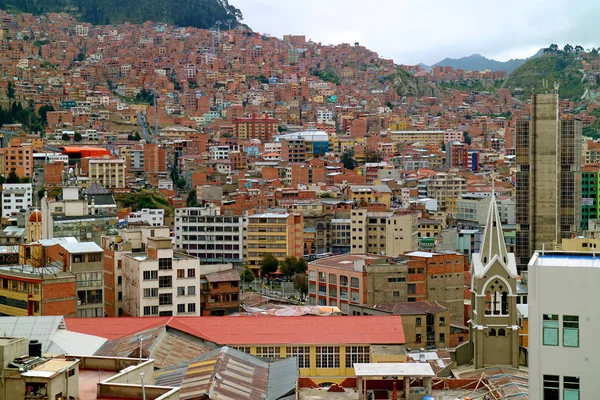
[
  {"xmin": 267, "ymin": 357, "xmax": 298, "ymax": 400},
  {"xmin": 154, "ymin": 347, "xmax": 296, "ymax": 400}
]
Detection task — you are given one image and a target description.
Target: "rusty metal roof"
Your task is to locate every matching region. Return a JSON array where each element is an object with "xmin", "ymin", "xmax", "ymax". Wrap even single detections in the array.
[
  {"xmin": 94, "ymin": 326, "xmax": 214, "ymax": 369},
  {"xmin": 205, "ymin": 269, "xmax": 240, "ymax": 283},
  {"xmin": 154, "ymin": 347, "xmax": 297, "ymax": 400}
]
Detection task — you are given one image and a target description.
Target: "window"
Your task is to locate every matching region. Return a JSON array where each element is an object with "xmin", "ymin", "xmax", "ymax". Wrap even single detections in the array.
[
  {"xmin": 309, "ymin": 270, "xmax": 316, "ymax": 280},
  {"xmin": 177, "ymin": 304, "xmax": 185, "ymax": 314},
  {"xmin": 439, "ymin": 333, "xmax": 445, "ymax": 342},
  {"xmin": 88, "ymin": 253, "xmax": 102, "ymax": 262},
  {"xmin": 345, "ymin": 346, "xmax": 369, "ymax": 368},
  {"xmin": 498, "ymin": 328, "xmax": 506, "ymax": 336},
  {"xmin": 143, "ymin": 305, "xmax": 158, "ymax": 316},
  {"xmin": 143, "ymin": 288, "xmax": 158, "ymax": 298},
  {"xmin": 416, "ymin": 334, "xmax": 422, "ymax": 343},
  {"xmin": 439, "ymin": 317, "xmax": 445, "ymax": 326},
  {"xmin": 158, "ymin": 258, "xmax": 172, "ymax": 270},
  {"xmin": 159, "ymin": 293, "xmax": 172, "ymax": 305},
  {"xmin": 177, "ymin": 269, "xmax": 185, "ymax": 278},
  {"xmin": 232, "ymin": 346, "xmax": 251, "ymax": 354},
  {"xmin": 315, "ymin": 346, "xmax": 339, "ymax": 368},
  {"xmin": 256, "ymin": 346, "xmax": 280, "ymax": 360},
  {"xmin": 388, "ymin": 277, "xmax": 406, "ymax": 283},
  {"xmin": 159, "ymin": 276, "xmax": 172, "ymax": 288},
  {"xmin": 143, "ymin": 271, "xmax": 158, "ymax": 280},
  {"xmin": 187, "ymin": 303, "xmax": 196, "ymax": 313},
  {"xmin": 416, "ymin": 317, "xmax": 421, "ymax": 327},
  {"xmin": 177, "ymin": 286, "xmax": 185, "ymax": 296},
  {"xmin": 187, "ymin": 269, "xmax": 196, "ymax": 278},
  {"xmin": 350, "ymin": 277, "xmax": 359, "ymax": 288},
  {"xmin": 339, "ymin": 276, "xmax": 348, "ymax": 287},
  {"xmin": 286, "ymin": 346, "xmax": 310, "ymax": 368},
  {"xmin": 489, "ymin": 329, "xmax": 496, "ymax": 336},
  {"xmin": 543, "ymin": 375, "xmax": 559, "ymax": 400},
  {"xmin": 392, "ymin": 291, "xmax": 400, "ymax": 297},
  {"xmin": 188, "ymin": 286, "xmax": 196, "ymax": 295},
  {"xmin": 563, "ymin": 316, "xmax": 579, "ymax": 347},
  {"xmin": 563, "ymin": 376, "xmax": 580, "ymax": 400},
  {"xmin": 543, "ymin": 314, "xmax": 559, "ymax": 346},
  {"xmin": 408, "ymin": 284, "xmax": 416, "ymax": 295},
  {"xmin": 329, "ymin": 274, "xmax": 337, "ymax": 284}
]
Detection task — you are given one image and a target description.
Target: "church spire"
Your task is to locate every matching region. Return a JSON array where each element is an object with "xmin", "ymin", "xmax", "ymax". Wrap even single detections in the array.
[{"xmin": 480, "ymin": 195, "xmax": 509, "ymax": 267}]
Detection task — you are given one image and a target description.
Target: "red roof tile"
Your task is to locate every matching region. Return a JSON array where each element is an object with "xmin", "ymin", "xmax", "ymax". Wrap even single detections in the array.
[{"xmin": 66, "ymin": 316, "xmax": 405, "ymax": 345}]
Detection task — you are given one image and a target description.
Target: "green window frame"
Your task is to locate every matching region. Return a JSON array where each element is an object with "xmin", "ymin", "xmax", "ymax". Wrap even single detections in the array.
[
  {"xmin": 543, "ymin": 314, "xmax": 559, "ymax": 346},
  {"xmin": 563, "ymin": 376, "xmax": 580, "ymax": 400},
  {"xmin": 563, "ymin": 316, "xmax": 579, "ymax": 347}
]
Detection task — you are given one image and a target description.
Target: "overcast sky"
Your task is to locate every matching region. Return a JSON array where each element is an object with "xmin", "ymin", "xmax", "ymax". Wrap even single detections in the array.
[{"xmin": 233, "ymin": 0, "xmax": 600, "ymax": 65}]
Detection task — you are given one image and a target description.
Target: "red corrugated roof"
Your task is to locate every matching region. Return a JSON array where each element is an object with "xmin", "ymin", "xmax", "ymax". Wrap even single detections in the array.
[{"xmin": 66, "ymin": 316, "xmax": 405, "ymax": 345}]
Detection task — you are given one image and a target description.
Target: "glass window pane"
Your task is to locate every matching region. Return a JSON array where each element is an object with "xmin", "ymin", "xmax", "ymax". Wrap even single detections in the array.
[
  {"xmin": 564, "ymin": 328, "xmax": 579, "ymax": 347},
  {"xmin": 564, "ymin": 390, "xmax": 580, "ymax": 400},
  {"xmin": 543, "ymin": 327, "xmax": 559, "ymax": 346}
]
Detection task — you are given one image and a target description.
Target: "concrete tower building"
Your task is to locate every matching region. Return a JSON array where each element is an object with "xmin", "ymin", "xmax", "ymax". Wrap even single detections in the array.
[
  {"xmin": 515, "ymin": 93, "xmax": 582, "ymax": 273},
  {"xmin": 470, "ymin": 196, "xmax": 519, "ymax": 369}
]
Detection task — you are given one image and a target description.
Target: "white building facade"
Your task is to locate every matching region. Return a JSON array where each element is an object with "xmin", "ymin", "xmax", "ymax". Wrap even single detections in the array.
[
  {"xmin": 528, "ymin": 251, "xmax": 594, "ymax": 400},
  {"xmin": 174, "ymin": 205, "xmax": 246, "ymax": 265},
  {"xmin": 1, "ymin": 183, "xmax": 33, "ymax": 217},
  {"xmin": 126, "ymin": 208, "xmax": 165, "ymax": 226},
  {"xmin": 122, "ymin": 237, "xmax": 201, "ymax": 317}
]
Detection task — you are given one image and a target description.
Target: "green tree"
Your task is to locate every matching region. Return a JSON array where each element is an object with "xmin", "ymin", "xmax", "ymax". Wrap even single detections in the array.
[
  {"xmin": 61, "ymin": 133, "xmax": 70, "ymax": 141},
  {"xmin": 38, "ymin": 104, "xmax": 54, "ymax": 125},
  {"xmin": 365, "ymin": 149, "xmax": 385, "ymax": 163},
  {"xmin": 20, "ymin": 177, "xmax": 31, "ymax": 183},
  {"xmin": 6, "ymin": 171, "xmax": 20, "ymax": 183},
  {"xmin": 280, "ymin": 256, "xmax": 298, "ymax": 277},
  {"xmin": 74, "ymin": 132, "xmax": 82, "ymax": 142},
  {"xmin": 340, "ymin": 149, "xmax": 356, "ymax": 170},
  {"xmin": 7, "ymin": 82, "xmax": 14, "ymax": 99},
  {"xmin": 260, "ymin": 253, "xmax": 279, "ymax": 277},
  {"xmin": 176, "ymin": 178, "xmax": 187, "ymax": 189},
  {"xmin": 240, "ymin": 266, "xmax": 255, "ymax": 283},
  {"xmin": 37, "ymin": 187, "xmax": 46, "ymax": 200},
  {"xmin": 76, "ymin": 52, "xmax": 85, "ymax": 61},
  {"xmin": 320, "ymin": 192, "xmax": 334, "ymax": 198},
  {"xmin": 186, "ymin": 189, "xmax": 199, "ymax": 207},
  {"xmin": 293, "ymin": 273, "xmax": 308, "ymax": 302},
  {"xmin": 0, "ymin": 175, "xmax": 5, "ymax": 185}
]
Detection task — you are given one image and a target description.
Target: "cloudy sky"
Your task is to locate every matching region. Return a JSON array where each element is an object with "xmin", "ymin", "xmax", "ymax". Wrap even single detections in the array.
[{"xmin": 233, "ymin": 0, "xmax": 600, "ymax": 65}]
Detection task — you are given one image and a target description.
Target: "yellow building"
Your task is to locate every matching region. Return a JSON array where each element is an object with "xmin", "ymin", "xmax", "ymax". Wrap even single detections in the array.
[
  {"xmin": 212, "ymin": 316, "xmax": 406, "ymax": 384},
  {"xmin": 85, "ymin": 157, "xmax": 127, "ymax": 189},
  {"xmin": 347, "ymin": 185, "xmax": 392, "ymax": 209},
  {"xmin": 418, "ymin": 219, "xmax": 443, "ymax": 239},
  {"xmin": 246, "ymin": 213, "xmax": 304, "ymax": 275},
  {"xmin": 557, "ymin": 237, "xmax": 600, "ymax": 251},
  {"xmin": 350, "ymin": 209, "xmax": 419, "ymax": 257}
]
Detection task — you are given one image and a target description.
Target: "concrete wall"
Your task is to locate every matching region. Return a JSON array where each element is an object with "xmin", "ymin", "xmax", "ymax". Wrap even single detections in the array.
[{"xmin": 529, "ymin": 254, "xmax": 599, "ymax": 400}]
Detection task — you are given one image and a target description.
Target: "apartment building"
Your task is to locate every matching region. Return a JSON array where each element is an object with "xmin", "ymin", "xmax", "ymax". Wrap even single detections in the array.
[
  {"xmin": 516, "ymin": 94, "xmax": 582, "ymax": 273},
  {"xmin": 350, "ymin": 209, "xmax": 418, "ymax": 257},
  {"xmin": 44, "ymin": 240, "xmax": 105, "ymax": 317},
  {"xmin": 581, "ymin": 165, "xmax": 599, "ymax": 230},
  {"xmin": 331, "ymin": 218, "xmax": 351, "ymax": 254},
  {"xmin": 122, "ymin": 237, "xmax": 201, "ymax": 317},
  {"xmin": 4, "ymin": 143, "xmax": 33, "ymax": 178},
  {"xmin": 426, "ymin": 173, "xmax": 467, "ymax": 212},
  {"xmin": 281, "ymin": 137, "xmax": 306, "ymax": 162},
  {"xmin": 1, "ymin": 183, "xmax": 33, "ymax": 218},
  {"xmin": 102, "ymin": 226, "xmax": 171, "ymax": 317},
  {"xmin": 528, "ymin": 251, "xmax": 594, "ymax": 399},
  {"xmin": 126, "ymin": 208, "xmax": 165, "ymax": 226},
  {"xmin": 175, "ymin": 205, "xmax": 246, "ymax": 265},
  {"xmin": 347, "ymin": 185, "xmax": 392, "ymax": 209},
  {"xmin": 200, "ymin": 267, "xmax": 240, "ymax": 316},
  {"xmin": 233, "ymin": 114, "xmax": 278, "ymax": 141},
  {"xmin": 80, "ymin": 157, "xmax": 126, "ymax": 189},
  {"xmin": 246, "ymin": 212, "xmax": 304, "ymax": 275}
]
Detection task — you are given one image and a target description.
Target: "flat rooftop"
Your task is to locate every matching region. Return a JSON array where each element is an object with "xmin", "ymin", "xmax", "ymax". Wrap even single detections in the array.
[
  {"xmin": 309, "ymin": 254, "xmax": 390, "ymax": 270},
  {"xmin": 532, "ymin": 252, "xmax": 600, "ymax": 268}
]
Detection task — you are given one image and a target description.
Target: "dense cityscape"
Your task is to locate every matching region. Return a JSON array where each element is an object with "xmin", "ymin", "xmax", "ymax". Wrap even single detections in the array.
[{"xmin": 0, "ymin": 1, "xmax": 596, "ymax": 399}]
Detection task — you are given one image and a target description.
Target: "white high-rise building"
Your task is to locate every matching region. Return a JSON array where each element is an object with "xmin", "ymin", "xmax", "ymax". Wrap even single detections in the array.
[
  {"xmin": 175, "ymin": 205, "xmax": 246, "ymax": 265},
  {"xmin": 1, "ymin": 183, "xmax": 33, "ymax": 218},
  {"xmin": 528, "ymin": 251, "xmax": 595, "ymax": 399},
  {"xmin": 122, "ymin": 237, "xmax": 201, "ymax": 317}
]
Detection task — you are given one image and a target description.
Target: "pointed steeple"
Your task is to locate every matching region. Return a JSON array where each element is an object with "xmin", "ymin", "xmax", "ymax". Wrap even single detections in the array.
[{"xmin": 480, "ymin": 195, "xmax": 509, "ymax": 267}]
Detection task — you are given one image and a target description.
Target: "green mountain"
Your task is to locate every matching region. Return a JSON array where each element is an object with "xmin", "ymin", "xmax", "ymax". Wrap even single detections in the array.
[
  {"xmin": 0, "ymin": 0, "xmax": 242, "ymax": 29},
  {"xmin": 504, "ymin": 53, "xmax": 593, "ymax": 100},
  {"xmin": 432, "ymin": 50, "xmax": 543, "ymax": 74}
]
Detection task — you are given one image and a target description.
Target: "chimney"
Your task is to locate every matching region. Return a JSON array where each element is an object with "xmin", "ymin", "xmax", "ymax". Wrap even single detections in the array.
[{"xmin": 29, "ymin": 340, "xmax": 42, "ymax": 358}]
